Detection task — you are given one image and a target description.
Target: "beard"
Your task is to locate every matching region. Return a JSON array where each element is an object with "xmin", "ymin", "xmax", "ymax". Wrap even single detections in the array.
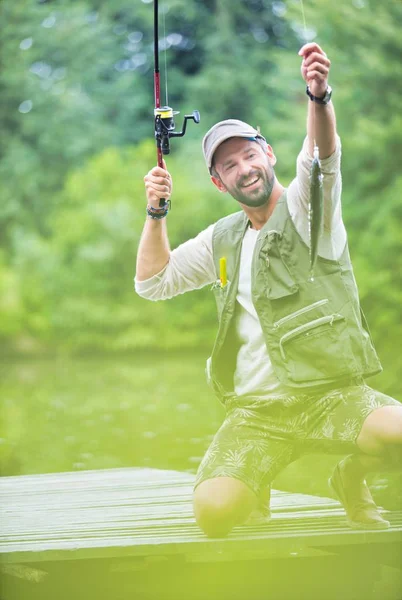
[{"xmin": 223, "ymin": 164, "xmax": 276, "ymax": 208}]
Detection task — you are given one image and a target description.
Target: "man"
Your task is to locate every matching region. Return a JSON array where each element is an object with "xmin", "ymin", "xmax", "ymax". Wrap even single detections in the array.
[{"xmin": 135, "ymin": 43, "xmax": 402, "ymax": 538}]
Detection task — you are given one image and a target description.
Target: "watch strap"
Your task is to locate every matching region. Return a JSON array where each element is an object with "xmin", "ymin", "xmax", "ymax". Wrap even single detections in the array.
[{"xmin": 306, "ymin": 85, "xmax": 332, "ymax": 105}]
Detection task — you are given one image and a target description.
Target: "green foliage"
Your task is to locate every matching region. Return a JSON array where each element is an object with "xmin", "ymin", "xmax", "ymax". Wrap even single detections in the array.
[
  {"xmin": 6, "ymin": 140, "xmax": 237, "ymax": 354},
  {"xmin": 0, "ymin": 0, "xmax": 152, "ymax": 239}
]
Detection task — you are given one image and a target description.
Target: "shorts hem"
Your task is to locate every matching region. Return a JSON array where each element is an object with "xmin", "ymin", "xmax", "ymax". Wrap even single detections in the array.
[{"xmin": 193, "ymin": 473, "xmax": 260, "ymax": 500}]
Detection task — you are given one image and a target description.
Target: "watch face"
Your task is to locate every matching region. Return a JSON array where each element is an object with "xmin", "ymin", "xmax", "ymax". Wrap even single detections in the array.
[{"xmin": 323, "ymin": 86, "xmax": 332, "ymax": 103}]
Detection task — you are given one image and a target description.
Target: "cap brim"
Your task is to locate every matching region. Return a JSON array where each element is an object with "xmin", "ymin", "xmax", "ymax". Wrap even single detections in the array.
[{"xmin": 207, "ymin": 132, "xmax": 264, "ymax": 170}]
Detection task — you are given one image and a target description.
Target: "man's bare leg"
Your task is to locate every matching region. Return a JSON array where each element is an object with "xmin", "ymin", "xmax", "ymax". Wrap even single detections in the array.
[
  {"xmin": 193, "ymin": 476, "xmax": 259, "ymax": 538},
  {"xmin": 331, "ymin": 405, "xmax": 402, "ymax": 528}
]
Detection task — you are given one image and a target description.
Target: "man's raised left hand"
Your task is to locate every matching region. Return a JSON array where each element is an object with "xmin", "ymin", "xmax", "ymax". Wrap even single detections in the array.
[{"xmin": 299, "ymin": 43, "xmax": 331, "ymax": 98}]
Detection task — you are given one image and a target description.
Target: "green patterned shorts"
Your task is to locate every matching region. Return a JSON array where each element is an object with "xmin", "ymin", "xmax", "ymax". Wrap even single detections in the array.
[{"xmin": 194, "ymin": 382, "xmax": 400, "ymax": 499}]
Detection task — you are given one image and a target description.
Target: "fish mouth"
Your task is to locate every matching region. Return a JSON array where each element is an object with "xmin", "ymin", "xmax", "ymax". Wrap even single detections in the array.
[{"xmin": 241, "ymin": 177, "xmax": 260, "ymax": 189}]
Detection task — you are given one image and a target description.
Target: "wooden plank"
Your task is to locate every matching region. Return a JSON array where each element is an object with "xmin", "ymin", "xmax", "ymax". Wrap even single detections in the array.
[{"xmin": 1, "ymin": 467, "xmax": 401, "ymax": 565}]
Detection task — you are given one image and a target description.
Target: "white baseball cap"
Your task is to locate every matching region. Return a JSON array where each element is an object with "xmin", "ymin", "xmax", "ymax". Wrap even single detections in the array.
[{"xmin": 202, "ymin": 119, "xmax": 266, "ymax": 171}]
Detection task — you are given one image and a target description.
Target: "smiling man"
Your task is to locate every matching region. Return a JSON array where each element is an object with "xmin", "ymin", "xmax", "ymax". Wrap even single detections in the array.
[
  {"xmin": 210, "ymin": 135, "xmax": 278, "ymax": 209},
  {"xmin": 135, "ymin": 43, "xmax": 402, "ymax": 538}
]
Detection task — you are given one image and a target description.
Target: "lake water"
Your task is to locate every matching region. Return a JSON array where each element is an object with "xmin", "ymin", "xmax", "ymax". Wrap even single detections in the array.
[{"xmin": 0, "ymin": 353, "xmax": 223, "ymax": 477}]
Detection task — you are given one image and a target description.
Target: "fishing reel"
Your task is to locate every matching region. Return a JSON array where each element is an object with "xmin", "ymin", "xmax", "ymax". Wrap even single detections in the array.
[{"xmin": 154, "ymin": 106, "xmax": 200, "ymax": 155}]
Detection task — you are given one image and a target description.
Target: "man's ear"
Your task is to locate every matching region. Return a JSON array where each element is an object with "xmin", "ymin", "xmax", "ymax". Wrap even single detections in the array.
[
  {"xmin": 211, "ymin": 175, "xmax": 227, "ymax": 193},
  {"xmin": 266, "ymin": 144, "xmax": 277, "ymax": 167}
]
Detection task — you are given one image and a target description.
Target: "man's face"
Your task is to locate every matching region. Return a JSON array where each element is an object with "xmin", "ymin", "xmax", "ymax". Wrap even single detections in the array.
[{"xmin": 212, "ymin": 137, "xmax": 276, "ymax": 208}]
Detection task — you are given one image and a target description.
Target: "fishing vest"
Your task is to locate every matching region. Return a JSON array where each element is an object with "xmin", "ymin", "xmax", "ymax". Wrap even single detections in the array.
[{"xmin": 207, "ymin": 192, "xmax": 382, "ymax": 400}]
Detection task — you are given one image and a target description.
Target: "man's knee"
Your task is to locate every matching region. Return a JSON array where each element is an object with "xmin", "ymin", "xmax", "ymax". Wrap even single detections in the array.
[
  {"xmin": 193, "ymin": 476, "xmax": 257, "ymax": 538},
  {"xmin": 193, "ymin": 496, "xmax": 236, "ymax": 538},
  {"xmin": 357, "ymin": 405, "xmax": 402, "ymax": 455}
]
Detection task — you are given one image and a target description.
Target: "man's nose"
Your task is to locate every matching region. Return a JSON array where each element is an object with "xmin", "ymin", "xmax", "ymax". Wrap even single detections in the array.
[{"xmin": 238, "ymin": 160, "xmax": 252, "ymax": 178}]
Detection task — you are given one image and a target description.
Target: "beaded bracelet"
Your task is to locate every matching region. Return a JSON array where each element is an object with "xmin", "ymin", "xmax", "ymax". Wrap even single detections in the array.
[
  {"xmin": 147, "ymin": 205, "xmax": 168, "ymax": 214},
  {"xmin": 146, "ymin": 202, "xmax": 169, "ymax": 219}
]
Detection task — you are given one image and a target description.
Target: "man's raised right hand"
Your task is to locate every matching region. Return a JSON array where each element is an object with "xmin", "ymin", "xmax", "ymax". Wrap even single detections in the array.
[{"xmin": 144, "ymin": 160, "xmax": 172, "ymax": 208}]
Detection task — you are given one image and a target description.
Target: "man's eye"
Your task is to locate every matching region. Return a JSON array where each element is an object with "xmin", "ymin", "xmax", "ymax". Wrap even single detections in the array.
[
  {"xmin": 247, "ymin": 153, "xmax": 256, "ymax": 159},
  {"xmin": 225, "ymin": 164, "xmax": 234, "ymax": 171}
]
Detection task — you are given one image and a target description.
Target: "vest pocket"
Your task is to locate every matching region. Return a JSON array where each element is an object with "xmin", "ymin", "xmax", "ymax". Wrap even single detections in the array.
[
  {"xmin": 273, "ymin": 299, "xmax": 329, "ymax": 329},
  {"xmin": 279, "ymin": 314, "xmax": 354, "ymax": 383},
  {"xmin": 211, "ymin": 280, "xmax": 231, "ymax": 317}
]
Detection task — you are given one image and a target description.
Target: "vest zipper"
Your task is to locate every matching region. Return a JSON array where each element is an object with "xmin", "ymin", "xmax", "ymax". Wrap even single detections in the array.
[
  {"xmin": 279, "ymin": 313, "xmax": 344, "ymax": 360},
  {"xmin": 273, "ymin": 298, "xmax": 329, "ymax": 329}
]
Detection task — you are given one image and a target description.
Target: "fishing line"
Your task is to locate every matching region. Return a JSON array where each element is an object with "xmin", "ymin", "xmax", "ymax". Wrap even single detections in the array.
[
  {"xmin": 299, "ymin": 0, "xmax": 316, "ymax": 148},
  {"xmin": 299, "ymin": 0, "xmax": 307, "ymax": 34}
]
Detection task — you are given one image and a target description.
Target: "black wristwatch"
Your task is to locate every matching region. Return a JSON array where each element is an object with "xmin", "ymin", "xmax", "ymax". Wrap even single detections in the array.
[{"xmin": 306, "ymin": 85, "xmax": 332, "ymax": 105}]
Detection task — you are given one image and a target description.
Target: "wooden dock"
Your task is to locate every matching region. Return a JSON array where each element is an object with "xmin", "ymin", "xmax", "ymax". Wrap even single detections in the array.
[{"xmin": 1, "ymin": 467, "xmax": 401, "ymax": 600}]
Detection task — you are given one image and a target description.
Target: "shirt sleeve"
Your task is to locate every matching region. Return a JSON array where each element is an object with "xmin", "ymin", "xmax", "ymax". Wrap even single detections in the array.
[
  {"xmin": 134, "ymin": 223, "xmax": 216, "ymax": 301},
  {"xmin": 287, "ymin": 135, "xmax": 347, "ymax": 261}
]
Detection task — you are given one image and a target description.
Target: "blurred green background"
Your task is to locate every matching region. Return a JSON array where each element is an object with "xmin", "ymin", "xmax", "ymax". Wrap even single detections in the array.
[{"xmin": 1, "ymin": 0, "xmax": 401, "ymax": 510}]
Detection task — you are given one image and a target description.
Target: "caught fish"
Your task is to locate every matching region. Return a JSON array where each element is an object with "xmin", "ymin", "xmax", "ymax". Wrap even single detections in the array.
[{"xmin": 308, "ymin": 145, "xmax": 323, "ymax": 281}]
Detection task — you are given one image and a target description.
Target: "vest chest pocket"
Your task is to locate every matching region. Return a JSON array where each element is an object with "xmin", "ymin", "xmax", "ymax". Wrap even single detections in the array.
[
  {"xmin": 258, "ymin": 237, "xmax": 298, "ymax": 300},
  {"xmin": 211, "ymin": 280, "xmax": 231, "ymax": 317},
  {"xmin": 279, "ymin": 314, "xmax": 355, "ymax": 383}
]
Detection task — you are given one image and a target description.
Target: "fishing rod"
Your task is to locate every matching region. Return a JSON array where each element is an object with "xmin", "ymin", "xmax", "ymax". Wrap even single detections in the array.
[{"xmin": 153, "ymin": 0, "xmax": 200, "ymax": 207}]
